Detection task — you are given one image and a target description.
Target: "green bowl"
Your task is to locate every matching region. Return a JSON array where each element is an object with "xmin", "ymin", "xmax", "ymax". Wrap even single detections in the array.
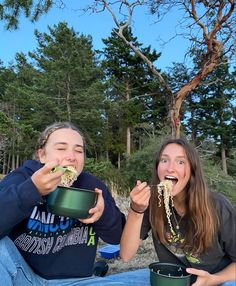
[
  {"xmin": 149, "ymin": 262, "xmax": 192, "ymax": 286},
  {"xmin": 47, "ymin": 186, "xmax": 98, "ymax": 219}
]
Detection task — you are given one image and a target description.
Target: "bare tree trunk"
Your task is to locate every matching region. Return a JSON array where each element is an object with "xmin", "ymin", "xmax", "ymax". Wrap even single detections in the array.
[
  {"xmin": 173, "ymin": 40, "xmax": 223, "ymax": 138},
  {"xmin": 117, "ymin": 152, "xmax": 121, "ymax": 170},
  {"xmin": 16, "ymin": 154, "xmax": 19, "ymax": 169},
  {"xmin": 106, "ymin": 150, "xmax": 109, "ymax": 161},
  {"xmin": 7, "ymin": 153, "xmax": 11, "ymax": 173},
  {"xmin": 221, "ymin": 143, "xmax": 228, "ymax": 175},
  {"xmin": 3, "ymin": 150, "xmax": 7, "ymax": 174},
  {"xmin": 11, "ymin": 153, "xmax": 15, "ymax": 171},
  {"xmin": 127, "ymin": 126, "xmax": 131, "ymax": 156},
  {"xmin": 66, "ymin": 75, "xmax": 72, "ymax": 121},
  {"xmin": 92, "ymin": 0, "xmax": 235, "ymax": 139},
  {"xmin": 125, "ymin": 82, "xmax": 131, "ymax": 155}
]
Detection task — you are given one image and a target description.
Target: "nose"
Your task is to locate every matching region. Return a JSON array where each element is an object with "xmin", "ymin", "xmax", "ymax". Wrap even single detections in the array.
[
  {"xmin": 167, "ymin": 160, "xmax": 175, "ymax": 172},
  {"xmin": 64, "ymin": 150, "xmax": 76, "ymax": 162}
]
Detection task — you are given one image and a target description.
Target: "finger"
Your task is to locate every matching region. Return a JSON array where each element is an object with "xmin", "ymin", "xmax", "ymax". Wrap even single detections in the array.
[
  {"xmin": 88, "ymin": 205, "xmax": 101, "ymax": 214},
  {"xmin": 186, "ymin": 268, "xmax": 206, "ymax": 276},
  {"xmin": 133, "ymin": 190, "xmax": 150, "ymax": 205},
  {"xmin": 79, "ymin": 216, "xmax": 95, "ymax": 224},
  {"xmin": 136, "ymin": 180, "xmax": 142, "ymax": 186},
  {"xmin": 94, "ymin": 189, "xmax": 104, "ymax": 204},
  {"xmin": 94, "ymin": 188, "xmax": 102, "ymax": 195},
  {"xmin": 132, "ymin": 182, "xmax": 148, "ymax": 197},
  {"xmin": 43, "ymin": 161, "xmax": 61, "ymax": 174},
  {"xmin": 137, "ymin": 182, "xmax": 150, "ymax": 191},
  {"xmin": 79, "ymin": 210, "xmax": 101, "ymax": 224},
  {"xmin": 88, "ymin": 188, "xmax": 104, "ymax": 213},
  {"xmin": 133, "ymin": 184, "xmax": 150, "ymax": 199}
]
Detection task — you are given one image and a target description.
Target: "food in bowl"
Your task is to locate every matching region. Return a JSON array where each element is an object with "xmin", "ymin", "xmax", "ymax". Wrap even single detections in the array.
[
  {"xmin": 149, "ymin": 262, "xmax": 191, "ymax": 286},
  {"xmin": 48, "ymin": 166, "xmax": 97, "ymax": 218}
]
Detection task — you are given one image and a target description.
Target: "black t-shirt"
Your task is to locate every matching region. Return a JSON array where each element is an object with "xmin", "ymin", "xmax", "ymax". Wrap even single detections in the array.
[{"xmin": 141, "ymin": 192, "xmax": 236, "ymax": 274}]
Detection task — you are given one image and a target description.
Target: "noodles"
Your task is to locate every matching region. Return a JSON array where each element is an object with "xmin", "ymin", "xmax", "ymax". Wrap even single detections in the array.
[
  {"xmin": 51, "ymin": 166, "xmax": 78, "ymax": 187},
  {"xmin": 60, "ymin": 166, "xmax": 78, "ymax": 187},
  {"xmin": 157, "ymin": 180, "xmax": 175, "ymax": 235}
]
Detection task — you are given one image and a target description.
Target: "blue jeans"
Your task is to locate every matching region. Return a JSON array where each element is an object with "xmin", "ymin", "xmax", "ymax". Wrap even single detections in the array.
[{"xmin": 0, "ymin": 236, "xmax": 235, "ymax": 286}]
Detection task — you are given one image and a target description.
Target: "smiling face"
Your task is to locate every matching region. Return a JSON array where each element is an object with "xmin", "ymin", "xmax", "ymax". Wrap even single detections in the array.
[
  {"xmin": 37, "ymin": 128, "xmax": 85, "ymax": 176},
  {"xmin": 157, "ymin": 143, "xmax": 191, "ymax": 198}
]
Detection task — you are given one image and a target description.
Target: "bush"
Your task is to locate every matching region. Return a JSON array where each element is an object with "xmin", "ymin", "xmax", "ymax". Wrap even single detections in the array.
[
  {"xmin": 84, "ymin": 158, "xmax": 129, "ymax": 196},
  {"xmin": 202, "ymin": 159, "xmax": 236, "ymax": 208}
]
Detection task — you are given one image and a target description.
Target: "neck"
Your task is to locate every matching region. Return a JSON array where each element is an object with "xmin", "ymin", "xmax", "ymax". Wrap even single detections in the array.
[{"xmin": 173, "ymin": 193, "xmax": 187, "ymax": 216}]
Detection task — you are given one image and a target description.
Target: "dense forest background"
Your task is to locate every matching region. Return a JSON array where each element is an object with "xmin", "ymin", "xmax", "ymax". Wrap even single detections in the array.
[{"xmin": 0, "ymin": 17, "xmax": 235, "ymax": 206}]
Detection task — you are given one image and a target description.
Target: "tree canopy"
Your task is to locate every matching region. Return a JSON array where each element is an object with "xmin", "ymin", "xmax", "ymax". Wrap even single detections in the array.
[{"xmin": 0, "ymin": 2, "xmax": 235, "ymax": 205}]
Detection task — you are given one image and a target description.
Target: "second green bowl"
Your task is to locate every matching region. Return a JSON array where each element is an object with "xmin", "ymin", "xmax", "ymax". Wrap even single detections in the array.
[{"xmin": 149, "ymin": 262, "xmax": 192, "ymax": 286}]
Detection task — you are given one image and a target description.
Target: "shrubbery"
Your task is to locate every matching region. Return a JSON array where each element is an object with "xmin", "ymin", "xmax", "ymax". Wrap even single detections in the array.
[{"xmin": 84, "ymin": 136, "xmax": 236, "ymax": 208}]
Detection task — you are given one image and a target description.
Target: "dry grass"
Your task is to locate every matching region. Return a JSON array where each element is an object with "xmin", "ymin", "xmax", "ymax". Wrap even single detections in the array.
[{"xmin": 96, "ymin": 195, "xmax": 157, "ymax": 275}]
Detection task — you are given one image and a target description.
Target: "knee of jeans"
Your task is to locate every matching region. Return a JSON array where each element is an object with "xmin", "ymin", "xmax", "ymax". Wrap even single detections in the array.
[
  {"xmin": 0, "ymin": 237, "xmax": 18, "ymax": 272},
  {"xmin": 0, "ymin": 237, "xmax": 11, "ymax": 257},
  {"xmin": 0, "ymin": 237, "xmax": 33, "ymax": 283}
]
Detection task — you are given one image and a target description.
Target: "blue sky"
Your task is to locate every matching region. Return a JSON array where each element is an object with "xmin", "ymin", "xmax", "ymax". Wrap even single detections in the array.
[{"xmin": 0, "ymin": 1, "xmax": 190, "ymax": 71}]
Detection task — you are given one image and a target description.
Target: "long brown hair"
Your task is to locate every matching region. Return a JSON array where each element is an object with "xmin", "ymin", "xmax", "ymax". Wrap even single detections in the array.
[{"xmin": 149, "ymin": 138, "xmax": 219, "ymax": 254}]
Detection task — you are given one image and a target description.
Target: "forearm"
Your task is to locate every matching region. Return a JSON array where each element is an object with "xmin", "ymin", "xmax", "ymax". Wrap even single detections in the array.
[
  {"xmin": 94, "ymin": 197, "xmax": 125, "ymax": 244},
  {"xmin": 120, "ymin": 208, "xmax": 143, "ymax": 262},
  {"xmin": 0, "ymin": 178, "xmax": 42, "ymax": 237}
]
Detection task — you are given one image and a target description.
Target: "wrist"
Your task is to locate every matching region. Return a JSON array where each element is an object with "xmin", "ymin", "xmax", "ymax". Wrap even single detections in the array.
[{"xmin": 129, "ymin": 203, "xmax": 145, "ymax": 214}]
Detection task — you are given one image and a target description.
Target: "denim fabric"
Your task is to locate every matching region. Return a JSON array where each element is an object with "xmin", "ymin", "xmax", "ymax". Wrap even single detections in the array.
[
  {"xmin": 0, "ymin": 236, "xmax": 42, "ymax": 286},
  {"xmin": 0, "ymin": 237, "xmax": 95, "ymax": 286},
  {"xmin": 222, "ymin": 282, "xmax": 236, "ymax": 286},
  {"xmin": 0, "ymin": 236, "xmax": 235, "ymax": 286}
]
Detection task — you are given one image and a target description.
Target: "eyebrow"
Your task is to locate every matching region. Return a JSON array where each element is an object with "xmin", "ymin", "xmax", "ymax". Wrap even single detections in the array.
[
  {"xmin": 54, "ymin": 142, "xmax": 84, "ymax": 148},
  {"xmin": 161, "ymin": 154, "xmax": 187, "ymax": 159}
]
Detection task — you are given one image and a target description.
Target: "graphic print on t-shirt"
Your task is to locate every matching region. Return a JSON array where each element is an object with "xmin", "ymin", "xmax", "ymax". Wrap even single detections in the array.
[
  {"xmin": 165, "ymin": 230, "xmax": 201, "ymax": 264},
  {"xmin": 14, "ymin": 206, "xmax": 96, "ymax": 255}
]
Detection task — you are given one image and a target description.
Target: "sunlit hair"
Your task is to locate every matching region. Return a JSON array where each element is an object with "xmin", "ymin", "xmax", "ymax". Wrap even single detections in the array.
[
  {"xmin": 34, "ymin": 122, "xmax": 85, "ymax": 160},
  {"xmin": 149, "ymin": 137, "xmax": 219, "ymax": 254}
]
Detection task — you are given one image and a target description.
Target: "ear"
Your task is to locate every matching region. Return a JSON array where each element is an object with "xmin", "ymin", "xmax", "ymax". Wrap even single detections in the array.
[{"xmin": 37, "ymin": 148, "xmax": 46, "ymax": 163}]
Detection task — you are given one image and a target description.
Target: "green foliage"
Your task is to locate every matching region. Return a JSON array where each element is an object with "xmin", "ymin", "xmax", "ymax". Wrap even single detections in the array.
[
  {"xmin": 122, "ymin": 138, "xmax": 159, "ymax": 186},
  {"xmin": 0, "ymin": 14, "xmax": 235, "ymax": 200},
  {"xmin": 84, "ymin": 158, "xmax": 128, "ymax": 195},
  {"xmin": 202, "ymin": 158, "xmax": 236, "ymax": 208},
  {"xmin": 0, "ymin": 111, "xmax": 13, "ymax": 133},
  {"xmin": 121, "ymin": 132, "xmax": 171, "ymax": 188},
  {"xmin": 100, "ymin": 26, "xmax": 163, "ymax": 161},
  {"xmin": 0, "ymin": 0, "xmax": 53, "ymax": 30},
  {"xmin": 29, "ymin": 22, "xmax": 106, "ymax": 156},
  {"xmin": 226, "ymin": 148, "xmax": 236, "ymax": 177}
]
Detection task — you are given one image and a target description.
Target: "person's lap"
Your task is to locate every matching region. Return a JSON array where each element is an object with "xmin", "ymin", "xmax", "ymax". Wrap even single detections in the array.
[
  {"xmin": 66, "ymin": 268, "xmax": 150, "ymax": 286},
  {"xmin": 0, "ymin": 236, "xmax": 235, "ymax": 286}
]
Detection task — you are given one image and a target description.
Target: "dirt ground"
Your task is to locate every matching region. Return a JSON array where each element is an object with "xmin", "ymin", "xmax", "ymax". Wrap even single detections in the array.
[{"xmin": 96, "ymin": 195, "xmax": 157, "ymax": 275}]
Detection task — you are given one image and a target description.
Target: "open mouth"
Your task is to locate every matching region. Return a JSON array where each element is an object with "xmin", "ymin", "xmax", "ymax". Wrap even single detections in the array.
[{"xmin": 165, "ymin": 176, "xmax": 178, "ymax": 185}]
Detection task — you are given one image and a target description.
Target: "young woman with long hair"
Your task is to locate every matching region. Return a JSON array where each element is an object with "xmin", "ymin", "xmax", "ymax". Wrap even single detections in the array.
[{"xmin": 120, "ymin": 138, "xmax": 236, "ymax": 286}]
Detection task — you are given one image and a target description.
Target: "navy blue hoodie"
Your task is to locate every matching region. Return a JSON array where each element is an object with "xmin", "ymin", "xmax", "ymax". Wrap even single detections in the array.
[{"xmin": 0, "ymin": 160, "xmax": 125, "ymax": 279}]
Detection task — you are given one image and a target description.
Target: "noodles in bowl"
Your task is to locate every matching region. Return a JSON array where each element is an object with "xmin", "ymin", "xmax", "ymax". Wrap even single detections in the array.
[{"xmin": 47, "ymin": 166, "xmax": 97, "ymax": 218}]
